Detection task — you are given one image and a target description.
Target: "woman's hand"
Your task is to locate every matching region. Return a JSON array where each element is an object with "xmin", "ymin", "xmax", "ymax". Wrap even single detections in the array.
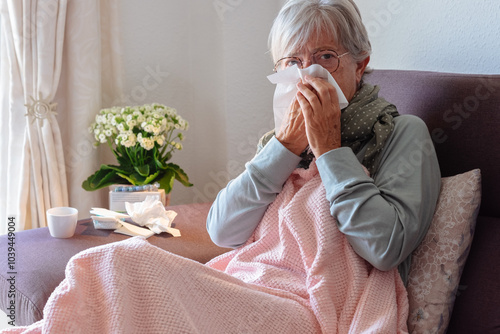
[
  {"xmin": 275, "ymin": 97, "xmax": 309, "ymax": 156},
  {"xmin": 296, "ymin": 75, "xmax": 342, "ymax": 157}
]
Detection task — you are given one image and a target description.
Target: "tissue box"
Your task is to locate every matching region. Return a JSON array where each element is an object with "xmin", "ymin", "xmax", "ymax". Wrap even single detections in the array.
[{"xmin": 109, "ymin": 185, "xmax": 167, "ymax": 212}]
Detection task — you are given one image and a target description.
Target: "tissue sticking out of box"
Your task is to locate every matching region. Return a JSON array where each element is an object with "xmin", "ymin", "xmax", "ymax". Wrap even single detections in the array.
[{"xmin": 125, "ymin": 196, "xmax": 180, "ymax": 237}]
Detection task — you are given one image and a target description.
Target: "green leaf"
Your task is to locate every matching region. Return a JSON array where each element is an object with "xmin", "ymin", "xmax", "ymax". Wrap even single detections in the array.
[
  {"xmin": 154, "ymin": 147, "xmax": 172, "ymax": 170},
  {"xmin": 117, "ymin": 171, "xmax": 160, "ymax": 186},
  {"xmin": 91, "ymin": 163, "xmax": 126, "ymax": 173},
  {"xmin": 167, "ymin": 163, "xmax": 193, "ymax": 187},
  {"xmin": 157, "ymin": 169, "xmax": 175, "ymax": 194},
  {"xmin": 116, "ymin": 172, "xmax": 142, "ymax": 186},
  {"xmin": 134, "ymin": 165, "xmax": 150, "ymax": 177},
  {"xmin": 154, "ymin": 155, "xmax": 167, "ymax": 170},
  {"xmin": 82, "ymin": 165, "xmax": 124, "ymax": 191},
  {"xmin": 143, "ymin": 171, "xmax": 160, "ymax": 184}
]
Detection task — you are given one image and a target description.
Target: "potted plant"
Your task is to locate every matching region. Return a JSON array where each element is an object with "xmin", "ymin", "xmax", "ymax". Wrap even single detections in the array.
[{"xmin": 82, "ymin": 103, "xmax": 192, "ymax": 195}]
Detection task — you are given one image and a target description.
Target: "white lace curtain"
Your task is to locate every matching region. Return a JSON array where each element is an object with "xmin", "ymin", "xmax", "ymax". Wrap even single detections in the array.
[{"xmin": 0, "ymin": 0, "xmax": 121, "ymax": 233}]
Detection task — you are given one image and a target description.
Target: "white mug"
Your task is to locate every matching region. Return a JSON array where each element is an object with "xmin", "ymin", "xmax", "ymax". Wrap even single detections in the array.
[{"xmin": 46, "ymin": 207, "xmax": 78, "ymax": 238}]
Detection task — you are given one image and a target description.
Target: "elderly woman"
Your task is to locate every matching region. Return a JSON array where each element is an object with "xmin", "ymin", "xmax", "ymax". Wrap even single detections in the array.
[
  {"xmin": 7, "ymin": 1, "xmax": 441, "ymax": 333},
  {"xmin": 207, "ymin": 0, "xmax": 440, "ymax": 286}
]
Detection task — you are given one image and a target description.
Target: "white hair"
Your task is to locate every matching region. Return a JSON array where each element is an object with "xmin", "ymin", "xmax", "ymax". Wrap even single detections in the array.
[{"xmin": 269, "ymin": 0, "xmax": 371, "ymax": 64}]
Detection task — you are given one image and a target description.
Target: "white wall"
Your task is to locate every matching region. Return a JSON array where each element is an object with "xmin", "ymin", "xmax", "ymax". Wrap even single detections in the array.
[
  {"xmin": 0, "ymin": 311, "xmax": 9, "ymax": 330},
  {"xmin": 118, "ymin": 0, "xmax": 500, "ymax": 205},
  {"xmin": 118, "ymin": 1, "xmax": 283, "ymax": 205},
  {"xmin": 356, "ymin": 0, "xmax": 500, "ymax": 74}
]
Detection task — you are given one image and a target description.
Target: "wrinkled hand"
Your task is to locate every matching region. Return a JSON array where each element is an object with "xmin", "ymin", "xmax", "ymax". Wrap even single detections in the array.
[
  {"xmin": 275, "ymin": 97, "xmax": 309, "ymax": 156},
  {"xmin": 296, "ymin": 75, "xmax": 342, "ymax": 157}
]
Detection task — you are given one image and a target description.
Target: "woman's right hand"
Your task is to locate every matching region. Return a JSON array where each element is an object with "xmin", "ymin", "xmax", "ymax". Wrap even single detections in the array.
[{"xmin": 275, "ymin": 98, "xmax": 309, "ymax": 156}]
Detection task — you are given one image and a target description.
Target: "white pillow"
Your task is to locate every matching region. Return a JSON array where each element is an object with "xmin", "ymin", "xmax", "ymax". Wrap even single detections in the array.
[{"xmin": 407, "ymin": 169, "xmax": 481, "ymax": 333}]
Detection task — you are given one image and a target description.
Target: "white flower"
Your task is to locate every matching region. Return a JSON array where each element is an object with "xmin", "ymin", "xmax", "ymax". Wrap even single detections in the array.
[
  {"xmin": 126, "ymin": 120, "xmax": 136, "ymax": 128},
  {"xmin": 138, "ymin": 136, "xmax": 154, "ymax": 150},
  {"xmin": 90, "ymin": 103, "xmax": 188, "ymax": 158},
  {"xmin": 123, "ymin": 137, "xmax": 136, "ymax": 148},
  {"xmin": 95, "ymin": 115, "xmax": 106, "ymax": 124},
  {"xmin": 117, "ymin": 131, "xmax": 136, "ymax": 148},
  {"xmin": 155, "ymin": 135, "xmax": 165, "ymax": 146}
]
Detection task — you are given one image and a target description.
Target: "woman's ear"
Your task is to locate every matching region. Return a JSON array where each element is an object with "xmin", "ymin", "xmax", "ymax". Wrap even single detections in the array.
[{"xmin": 356, "ymin": 55, "xmax": 370, "ymax": 84}]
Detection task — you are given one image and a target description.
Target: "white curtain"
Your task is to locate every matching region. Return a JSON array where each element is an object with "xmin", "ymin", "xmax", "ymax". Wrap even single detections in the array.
[{"xmin": 0, "ymin": 0, "xmax": 121, "ymax": 234}]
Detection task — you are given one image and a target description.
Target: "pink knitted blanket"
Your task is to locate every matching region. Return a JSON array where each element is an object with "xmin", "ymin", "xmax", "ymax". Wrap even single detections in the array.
[{"xmin": 3, "ymin": 163, "xmax": 408, "ymax": 333}]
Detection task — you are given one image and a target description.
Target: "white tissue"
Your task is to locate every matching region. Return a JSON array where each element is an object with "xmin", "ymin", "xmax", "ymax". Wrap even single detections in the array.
[
  {"xmin": 125, "ymin": 196, "xmax": 180, "ymax": 237},
  {"xmin": 267, "ymin": 64, "xmax": 349, "ymax": 133}
]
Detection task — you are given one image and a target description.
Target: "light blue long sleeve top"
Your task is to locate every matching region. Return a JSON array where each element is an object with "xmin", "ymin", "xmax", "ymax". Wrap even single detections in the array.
[{"xmin": 206, "ymin": 115, "xmax": 441, "ymax": 284}]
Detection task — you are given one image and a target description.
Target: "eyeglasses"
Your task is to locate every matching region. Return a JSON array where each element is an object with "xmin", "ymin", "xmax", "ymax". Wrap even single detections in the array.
[{"xmin": 273, "ymin": 49, "xmax": 349, "ymax": 73}]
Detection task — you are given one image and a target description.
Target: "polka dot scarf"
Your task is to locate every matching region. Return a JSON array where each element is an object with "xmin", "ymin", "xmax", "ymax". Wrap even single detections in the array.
[
  {"xmin": 257, "ymin": 83, "xmax": 399, "ymax": 174},
  {"xmin": 339, "ymin": 83, "xmax": 399, "ymax": 174}
]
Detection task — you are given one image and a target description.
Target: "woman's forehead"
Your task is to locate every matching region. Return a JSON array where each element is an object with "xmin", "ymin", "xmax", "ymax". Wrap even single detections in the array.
[{"xmin": 286, "ymin": 32, "xmax": 339, "ymax": 55}]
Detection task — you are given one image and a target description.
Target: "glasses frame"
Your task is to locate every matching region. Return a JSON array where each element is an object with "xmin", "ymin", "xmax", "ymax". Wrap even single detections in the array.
[{"xmin": 273, "ymin": 49, "xmax": 350, "ymax": 73}]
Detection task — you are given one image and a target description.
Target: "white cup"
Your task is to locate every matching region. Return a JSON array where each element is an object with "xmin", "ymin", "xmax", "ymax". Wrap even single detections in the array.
[{"xmin": 46, "ymin": 207, "xmax": 78, "ymax": 238}]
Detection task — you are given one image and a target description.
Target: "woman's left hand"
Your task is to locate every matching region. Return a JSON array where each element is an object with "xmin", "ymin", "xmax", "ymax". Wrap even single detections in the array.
[{"xmin": 296, "ymin": 75, "xmax": 342, "ymax": 158}]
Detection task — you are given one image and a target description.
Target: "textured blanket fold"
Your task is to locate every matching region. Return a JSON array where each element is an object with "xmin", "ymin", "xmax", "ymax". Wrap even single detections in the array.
[{"xmin": 2, "ymin": 163, "xmax": 408, "ymax": 334}]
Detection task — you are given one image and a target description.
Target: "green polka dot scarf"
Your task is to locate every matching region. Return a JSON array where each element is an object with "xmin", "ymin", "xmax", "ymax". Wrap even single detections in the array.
[
  {"xmin": 258, "ymin": 83, "xmax": 399, "ymax": 175},
  {"xmin": 340, "ymin": 83, "xmax": 399, "ymax": 174}
]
